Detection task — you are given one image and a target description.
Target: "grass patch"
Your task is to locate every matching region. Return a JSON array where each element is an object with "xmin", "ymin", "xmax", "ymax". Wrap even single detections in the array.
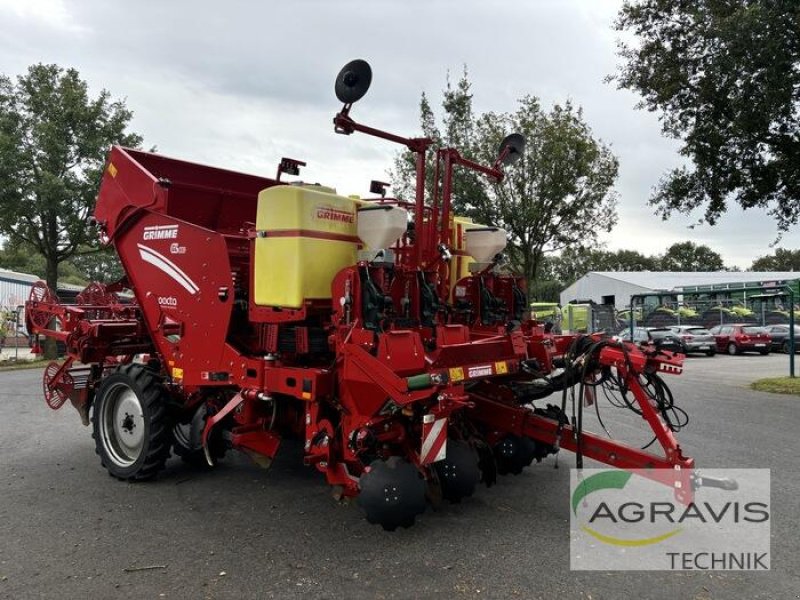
[
  {"xmin": 751, "ymin": 377, "xmax": 800, "ymax": 396},
  {"xmin": 0, "ymin": 358, "xmax": 48, "ymax": 372}
]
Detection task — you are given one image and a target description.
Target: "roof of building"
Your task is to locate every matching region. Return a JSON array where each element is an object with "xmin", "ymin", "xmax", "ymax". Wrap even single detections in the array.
[{"xmin": 587, "ymin": 271, "xmax": 800, "ymax": 291}]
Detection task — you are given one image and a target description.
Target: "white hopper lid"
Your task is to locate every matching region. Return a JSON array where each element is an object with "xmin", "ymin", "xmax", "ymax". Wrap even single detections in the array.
[
  {"xmin": 357, "ymin": 205, "xmax": 408, "ymax": 249},
  {"xmin": 464, "ymin": 227, "xmax": 507, "ymax": 262}
]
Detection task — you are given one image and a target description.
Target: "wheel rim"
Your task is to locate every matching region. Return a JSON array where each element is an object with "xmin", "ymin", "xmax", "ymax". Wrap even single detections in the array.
[
  {"xmin": 100, "ymin": 382, "xmax": 145, "ymax": 467},
  {"xmin": 728, "ymin": 344, "xmax": 737, "ymax": 355}
]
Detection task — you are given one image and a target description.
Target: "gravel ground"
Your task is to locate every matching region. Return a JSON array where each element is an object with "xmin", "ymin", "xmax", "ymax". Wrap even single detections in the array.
[{"xmin": 0, "ymin": 353, "xmax": 797, "ymax": 599}]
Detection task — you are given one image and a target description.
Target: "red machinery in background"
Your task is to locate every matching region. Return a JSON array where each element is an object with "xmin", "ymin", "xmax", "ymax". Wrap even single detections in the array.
[{"xmin": 26, "ymin": 60, "xmax": 707, "ymax": 530}]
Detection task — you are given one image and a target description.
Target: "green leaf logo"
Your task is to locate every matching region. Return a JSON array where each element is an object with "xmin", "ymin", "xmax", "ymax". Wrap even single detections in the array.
[{"xmin": 572, "ymin": 470, "xmax": 682, "ymax": 547}]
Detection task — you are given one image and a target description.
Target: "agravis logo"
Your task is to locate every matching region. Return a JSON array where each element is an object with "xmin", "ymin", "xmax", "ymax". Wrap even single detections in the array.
[
  {"xmin": 570, "ymin": 468, "xmax": 770, "ymax": 571},
  {"xmin": 572, "ymin": 470, "xmax": 682, "ymax": 547}
]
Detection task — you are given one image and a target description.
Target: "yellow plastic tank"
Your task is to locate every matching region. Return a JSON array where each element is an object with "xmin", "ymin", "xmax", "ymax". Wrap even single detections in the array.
[
  {"xmin": 254, "ymin": 185, "xmax": 360, "ymax": 308},
  {"xmin": 450, "ymin": 216, "xmax": 478, "ymax": 290}
]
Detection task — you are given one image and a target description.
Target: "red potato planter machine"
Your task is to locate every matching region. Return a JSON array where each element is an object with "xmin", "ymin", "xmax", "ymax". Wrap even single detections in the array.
[{"xmin": 26, "ymin": 61, "xmax": 711, "ymax": 529}]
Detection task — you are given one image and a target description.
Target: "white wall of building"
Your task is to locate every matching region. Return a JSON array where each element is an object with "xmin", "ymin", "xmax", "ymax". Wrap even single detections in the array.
[
  {"xmin": 0, "ymin": 270, "xmax": 37, "ymax": 337},
  {"xmin": 560, "ymin": 273, "xmax": 653, "ymax": 309},
  {"xmin": 0, "ymin": 270, "xmax": 38, "ymax": 309}
]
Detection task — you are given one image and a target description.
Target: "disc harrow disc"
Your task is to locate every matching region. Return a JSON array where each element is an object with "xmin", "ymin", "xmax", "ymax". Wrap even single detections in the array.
[{"xmin": 358, "ymin": 456, "xmax": 427, "ymax": 530}]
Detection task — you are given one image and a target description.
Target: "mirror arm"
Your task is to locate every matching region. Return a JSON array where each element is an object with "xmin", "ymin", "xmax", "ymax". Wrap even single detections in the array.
[
  {"xmin": 492, "ymin": 146, "xmax": 512, "ymax": 174},
  {"xmin": 445, "ymin": 149, "xmax": 505, "ymax": 183},
  {"xmin": 333, "ymin": 111, "xmax": 432, "ymax": 153}
]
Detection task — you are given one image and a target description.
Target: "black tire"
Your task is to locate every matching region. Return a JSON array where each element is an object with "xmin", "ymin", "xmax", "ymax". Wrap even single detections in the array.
[
  {"xmin": 172, "ymin": 404, "xmax": 227, "ymax": 467},
  {"xmin": 92, "ymin": 364, "xmax": 172, "ymax": 481},
  {"xmin": 706, "ymin": 349, "xmax": 716, "ymax": 357},
  {"xmin": 727, "ymin": 343, "xmax": 739, "ymax": 356},
  {"xmin": 782, "ymin": 341, "xmax": 791, "ymax": 354},
  {"xmin": 759, "ymin": 349, "xmax": 770, "ymax": 356}
]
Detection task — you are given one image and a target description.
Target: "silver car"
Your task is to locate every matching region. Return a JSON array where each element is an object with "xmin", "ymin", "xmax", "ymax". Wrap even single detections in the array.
[{"xmin": 669, "ymin": 325, "xmax": 717, "ymax": 356}]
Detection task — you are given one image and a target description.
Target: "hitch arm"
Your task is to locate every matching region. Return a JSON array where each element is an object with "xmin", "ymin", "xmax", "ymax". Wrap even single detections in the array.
[{"xmin": 469, "ymin": 395, "xmax": 695, "ymax": 503}]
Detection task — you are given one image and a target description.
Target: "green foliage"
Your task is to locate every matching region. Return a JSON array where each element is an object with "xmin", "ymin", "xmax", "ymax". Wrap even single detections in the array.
[
  {"xmin": 0, "ymin": 237, "xmax": 84, "ymax": 283},
  {"xmin": 0, "ymin": 63, "xmax": 141, "ymax": 291},
  {"xmin": 392, "ymin": 68, "xmax": 485, "ymax": 212},
  {"xmin": 69, "ymin": 246, "xmax": 125, "ymax": 283},
  {"xmin": 392, "ymin": 71, "xmax": 619, "ymax": 294},
  {"xmin": 472, "ymin": 99, "xmax": 619, "ymax": 289},
  {"xmin": 660, "ymin": 241, "xmax": 724, "ymax": 271},
  {"xmin": 613, "ymin": 1, "xmax": 800, "ymax": 231},
  {"xmin": 545, "ymin": 247, "xmax": 659, "ymax": 285},
  {"xmin": 0, "ymin": 237, "xmax": 123, "ymax": 285},
  {"xmin": 543, "ymin": 240, "xmax": 728, "ymax": 288},
  {"xmin": 751, "ymin": 377, "xmax": 800, "ymax": 396},
  {"xmin": 529, "ymin": 279, "xmax": 563, "ymax": 303},
  {"xmin": 750, "ymin": 248, "xmax": 800, "ymax": 271}
]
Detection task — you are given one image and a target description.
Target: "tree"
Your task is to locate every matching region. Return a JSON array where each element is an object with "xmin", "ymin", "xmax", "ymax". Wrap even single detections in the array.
[
  {"xmin": 0, "ymin": 238, "xmax": 86, "ymax": 285},
  {"xmin": 0, "ymin": 64, "xmax": 142, "ymax": 296},
  {"xmin": 545, "ymin": 247, "xmax": 660, "ymax": 285},
  {"xmin": 660, "ymin": 241, "xmax": 724, "ymax": 272},
  {"xmin": 69, "ymin": 247, "xmax": 124, "ymax": 283},
  {"xmin": 470, "ymin": 98, "xmax": 619, "ymax": 291},
  {"xmin": 392, "ymin": 68, "xmax": 485, "ymax": 213},
  {"xmin": 392, "ymin": 74, "xmax": 620, "ymax": 296},
  {"xmin": 612, "ymin": 1, "xmax": 800, "ymax": 231},
  {"xmin": 0, "ymin": 237, "xmax": 124, "ymax": 286},
  {"xmin": 751, "ymin": 248, "xmax": 800, "ymax": 271}
]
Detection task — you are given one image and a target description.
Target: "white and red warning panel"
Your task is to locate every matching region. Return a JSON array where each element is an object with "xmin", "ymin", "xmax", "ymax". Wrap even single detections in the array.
[{"xmin": 420, "ymin": 414, "xmax": 448, "ymax": 465}]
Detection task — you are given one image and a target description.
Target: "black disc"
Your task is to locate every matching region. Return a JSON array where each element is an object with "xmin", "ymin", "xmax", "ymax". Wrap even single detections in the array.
[
  {"xmin": 335, "ymin": 59, "xmax": 372, "ymax": 104},
  {"xmin": 498, "ymin": 133, "xmax": 526, "ymax": 165},
  {"xmin": 494, "ymin": 434, "xmax": 537, "ymax": 475},
  {"xmin": 358, "ymin": 456, "xmax": 427, "ymax": 530},
  {"xmin": 434, "ymin": 440, "xmax": 481, "ymax": 503}
]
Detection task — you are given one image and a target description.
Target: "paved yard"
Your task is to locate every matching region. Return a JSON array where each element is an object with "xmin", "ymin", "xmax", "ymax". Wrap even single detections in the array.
[{"xmin": 0, "ymin": 354, "xmax": 797, "ymax": 599}]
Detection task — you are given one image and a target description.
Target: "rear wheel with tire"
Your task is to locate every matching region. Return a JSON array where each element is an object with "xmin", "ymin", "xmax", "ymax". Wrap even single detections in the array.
[
  {"xmin": 92, "ymin": 364, "xmax": 173, "ymax": 481},
  {"xmin": 727, "ymin": 343, "xmax": 739, "ymax": 356},
  {"xmin": 782, "ymin": 341, "xmax": 791, "ymax": 354},
  {"xmin": 759, "ymin": 349, "xmax": 770, "ymax": 355},
  {"xmin": 706, "ymin": 349, "xmax": 716, "ymax": 357},
  {"xmin": 172, "ymin": 404, "xmax": 227, "ymax": 466}
]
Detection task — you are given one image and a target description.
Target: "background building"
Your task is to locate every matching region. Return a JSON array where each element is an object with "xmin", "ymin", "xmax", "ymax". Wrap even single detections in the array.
[
  {"xmin": 561, "ymin": 271, "xmax": 800, "ymax": 309},
  {"xmin": 1, "ymin": 268, "xmax": 84, "ymax": 339}
]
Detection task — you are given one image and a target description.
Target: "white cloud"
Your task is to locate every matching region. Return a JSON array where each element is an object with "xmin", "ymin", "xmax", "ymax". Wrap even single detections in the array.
[
  {"xmin": 0, "ymin": 0, "xmax": 87, "ymax": 33},
  {"xmin": 0, "ymin": 0, "xmax": 796, "ymax": 269}
]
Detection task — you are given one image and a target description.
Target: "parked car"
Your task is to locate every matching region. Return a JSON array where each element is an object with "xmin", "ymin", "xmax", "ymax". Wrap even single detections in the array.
[
  {"xmin": 764, "ymin": 324, "xmax": 800, "ymax": 354},
  {"xmin": 708, "ymin": 325, "xmax": 771, "ymax": 355},
  {"xmin": 669, "ymin": 325, "xmax": 717, "ymax": 356},
  {"xmin": 613, "ymin": 327, "xmax": 683, "ymax": 353}
]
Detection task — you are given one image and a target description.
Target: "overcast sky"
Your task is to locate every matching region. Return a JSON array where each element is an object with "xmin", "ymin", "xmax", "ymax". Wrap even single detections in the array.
[{"xmin": 1, "ymin": 0, "xmax": 797, "ymax": 269}]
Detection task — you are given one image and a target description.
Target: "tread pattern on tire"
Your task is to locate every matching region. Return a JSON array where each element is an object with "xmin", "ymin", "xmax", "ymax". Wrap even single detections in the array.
[{"xmin": 92, "ymin": 363, "xmax": 172, "ymax": 482}]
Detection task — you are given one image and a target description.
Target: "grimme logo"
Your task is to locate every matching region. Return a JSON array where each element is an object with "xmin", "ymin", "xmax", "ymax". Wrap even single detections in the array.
[
  {"xmin": 570, "ymin": 469, "xmax": 771, "ymax": 571},
  {"xmin": 315, "ymin": 205, "xmax": 354, "ymax": 223},
  {"xmin": 143, "ymin": 225, "xmax": 179, "ymax": 240}
]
